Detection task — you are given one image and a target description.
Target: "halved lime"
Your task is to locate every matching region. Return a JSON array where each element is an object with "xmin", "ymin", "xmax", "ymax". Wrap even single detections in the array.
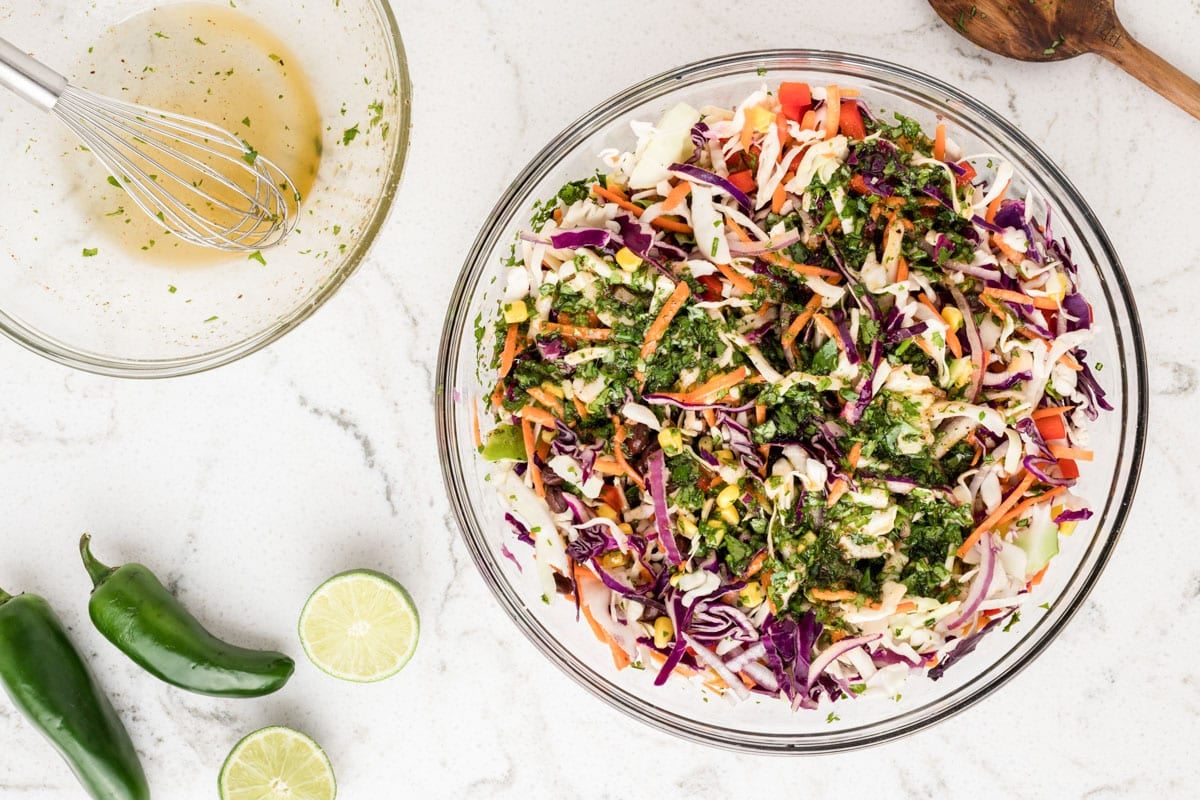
[
  {"xmin": 298, "ymin": 569, "xmax": 419, "ymax": 682},
  {"xmin": 219, "ymin": 726, "xmax": 335, "ymax": 800}
]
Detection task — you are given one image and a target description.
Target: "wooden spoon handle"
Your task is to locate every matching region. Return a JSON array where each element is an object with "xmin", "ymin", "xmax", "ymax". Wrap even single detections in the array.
[{"xmin": 1092, "ymin": 26, "xmax": 1200, "ymax": 120}]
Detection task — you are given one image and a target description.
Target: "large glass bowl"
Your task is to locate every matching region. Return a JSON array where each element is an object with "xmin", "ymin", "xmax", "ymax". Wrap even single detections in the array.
[
  {"xmin": 436, "ymin": 51, "xmax": 1147, "ymax": 752},
  {"xmin": 0, "ymin": 0, "xmax": 410, "ymax": 377}
]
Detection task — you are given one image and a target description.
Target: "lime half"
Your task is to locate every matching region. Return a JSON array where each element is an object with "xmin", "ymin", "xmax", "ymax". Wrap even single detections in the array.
[
  {"xmin": 219, "ymin": 726, "xmax": 335, "ymax": 800},
  {"xmin": 298, "ymin": 569, "xmax": 419, "ymax": 682}
]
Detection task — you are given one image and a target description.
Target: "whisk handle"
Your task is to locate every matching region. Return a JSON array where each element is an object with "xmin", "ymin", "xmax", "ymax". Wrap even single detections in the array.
[{"xmin": 0, "ymin": 37, "xmax": 67, "ymax": 112}]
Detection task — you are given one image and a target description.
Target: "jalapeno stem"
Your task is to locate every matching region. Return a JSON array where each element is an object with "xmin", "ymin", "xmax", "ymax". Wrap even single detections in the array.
[
  {"xmin": 79, "ymin": 535, "xmax": 115, "ymax": 588},
  {"xmin": 0, "ymin": 587, "xmax": 10, "ymax": 604}
]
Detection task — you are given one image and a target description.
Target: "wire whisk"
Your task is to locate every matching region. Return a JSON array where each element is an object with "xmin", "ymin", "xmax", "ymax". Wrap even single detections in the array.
[{"xmin": 0, "ymin": 36, "xmax": 299, "ymax": 252}]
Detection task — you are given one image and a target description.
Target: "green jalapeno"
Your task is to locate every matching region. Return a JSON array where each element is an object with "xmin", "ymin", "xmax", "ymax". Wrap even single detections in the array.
[
  {"xmin": 0, "ymin": 585, "xmax": 150, "ymax": 800},
  {"xmin": 80, "ymin": 535, "xmax": 295, "ymax": 698}
]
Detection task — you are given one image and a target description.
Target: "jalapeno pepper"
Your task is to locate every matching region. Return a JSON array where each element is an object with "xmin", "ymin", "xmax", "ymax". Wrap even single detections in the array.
[
  {"xmin": 80, "ymin": 535, "xmax": 295, "ymax": 698},
  {"xmin": 0, "ymin": 585, "xmax": 150, "ymax": 800}
]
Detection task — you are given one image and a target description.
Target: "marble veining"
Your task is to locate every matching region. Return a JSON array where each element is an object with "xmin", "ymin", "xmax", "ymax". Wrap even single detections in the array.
[{"xmin": 0, "ymin": 0, "xmax": 1197, "ymax": 798}]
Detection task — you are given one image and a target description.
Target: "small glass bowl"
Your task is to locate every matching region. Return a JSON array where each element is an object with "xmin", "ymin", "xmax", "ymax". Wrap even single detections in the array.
[
  {"xmin": 0, "ymin": 0, "xmax": 410, "ymax": 377},
  {"xmin": 436, "ymin": 51, "xmax": 1147, "ymax": 752}
]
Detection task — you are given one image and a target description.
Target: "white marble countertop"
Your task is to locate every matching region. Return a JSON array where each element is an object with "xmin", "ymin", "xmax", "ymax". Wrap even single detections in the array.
[{"xmin": 1, "ymin": 0, "xmax": 1197, "ymax": 797}]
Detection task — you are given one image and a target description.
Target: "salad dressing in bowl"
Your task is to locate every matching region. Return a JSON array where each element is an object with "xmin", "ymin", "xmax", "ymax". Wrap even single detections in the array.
[{"xmin": 70, "ymin": 3, "xmax": 323, "ymax": 267}]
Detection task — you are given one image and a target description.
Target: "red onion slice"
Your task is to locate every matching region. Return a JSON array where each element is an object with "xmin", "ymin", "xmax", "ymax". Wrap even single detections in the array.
[{"xmin": 942, "ymin": 533, "xmax": 999, "ymax": 630}]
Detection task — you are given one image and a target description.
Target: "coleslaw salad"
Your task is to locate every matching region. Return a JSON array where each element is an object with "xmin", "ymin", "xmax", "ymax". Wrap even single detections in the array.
[{"xmin": 476, "ymin": 80, "xmax": 1110, "ymax": 710}]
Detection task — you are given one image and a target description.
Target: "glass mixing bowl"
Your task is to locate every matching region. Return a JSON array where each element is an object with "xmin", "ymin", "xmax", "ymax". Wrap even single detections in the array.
[
  {"xmin": 0, "ymin": 0, "xmax": 410, "ymax": 376},
  {"xmin": 436, "ymin": 51, "xmax": 1147, "ymax": 752}
]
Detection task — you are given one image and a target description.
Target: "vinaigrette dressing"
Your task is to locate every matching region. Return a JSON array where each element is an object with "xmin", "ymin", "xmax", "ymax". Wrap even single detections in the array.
[{"xmin": 74, "ymin": 3, "xmax": 322, "ymax": 265}]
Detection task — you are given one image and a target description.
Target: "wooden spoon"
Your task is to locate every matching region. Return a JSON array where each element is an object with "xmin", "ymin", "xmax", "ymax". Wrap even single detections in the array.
[{"xmin": 928, "ymin": 0, "xmax": 1200, "ymax": 120}]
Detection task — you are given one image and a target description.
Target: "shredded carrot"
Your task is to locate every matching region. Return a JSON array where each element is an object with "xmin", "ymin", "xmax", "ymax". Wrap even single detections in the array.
[
  {"xmin": 541, "ymin": 322, "xmax": 612, "ymax": 341},
  {"xmin": 526, "ymin": 387, "xmax": 565, "ymax": 417},
  {"xmin": 490, "ymin": 381, "xmax": 505, "ymax": 410},
  {"xmin": 521, "ymin": 418, "xmax": 545, "ymax": 497},
  {"xmin": 670, "ymin": 367, "xmax": 749, "ymax": 404},
  {"xmin": 985, "ymin": 181, "xmax": 1009, "ymax": 224},
  {"xmin": 715, "ymin": 262, "xmax": 755, "ymax": 295},
  {"xmin": 575, "ymin": 572, "xmax": 631, "ymax": 670},
  {"xmin": 933, "ymin": 120, "xmax": 946, "ymax": 161},
  {"xmin": 1028, "ymin": 564, "xmax": 1050, "ymax": 587},
  {"xmin": 979, "ymin": 293, "xmax": 1009, "ymax": 321},
  {"xmin": 811, "ymin": 588, "xmax": 856, "ymax": 601},
  {"xmin": 1048, "ymin": 444, "xmax": 1094, "ymax": 462},
  {"xmin": 662, "ymin": 180, "xmax": 691, "ymax": 212},
  {"xmin": 771, "ymin": 181, "xmax": 787, "ymax": 214},
  {"xmin": 826, "ymin": 478, "xmax": 848, "ymax": 507},
  {"xmin": 914, "ymin": 337, "xmax": 936, "ymax": 359},
  {"xmin": 552, "ymin": 207, "xmax": 563, "ymax": 225},
  {"xmin": 592, "ymin": 183, "xmax": 693, "ymax": 235},
  {"xmin": 1058, "ymin": 352, "xmax": 1083, "ymax": 372},
  {"xmin": 471, "ymin": 400, "xmax": 483, "ymax": 448},
  {"xmin": 760, "ymin": 250, "xmax": 842, "ymax": 280},
  {"xmin": 651, "ymin": 216, "xmax": 693, "ymax": 234},
  {"xmin": 847, "ymin": 442, "xmax": 863, "ymax": 470},
  {"xmin": 739, "ymin": 111, "xmax": 756, "ymax": 152},
  {"xmin": 956, "ymin": 472, "xmax": 1036, "ymax": 558},
  {"xmin": 895, "ymin": 255, "xmax": 909, "ymax": 282},
  {"xmin": 824, "ymin": 85, "xmax": 841, "ymax": 139},
  {"xmin": 917, "ymin": 292, "xmax": 942, "ymax": 318},
  {"xmin": 868, "ymin": 600, "xmax": 918, "ymax": 613},
  {"xmin": 780, "ymin": 294, "xmax": 824, "ymax": 355},
  {"xmin": 996, "ymin": 485, "xmax": 1067, "ymax": 530},
  {"xmin": 812, "ymin": 312, "xmax": 840, "ymax": 344},
  {"xmin": 641, "ymin": 280, "xmax": 691, "ymax": 361},
  {"xmin": 800, "ymin": 109, "xmax": 817, "ymax": 131},
  {"xmin": 498, "ymin": 324, "xmax": 519, "ymax": 378},
  {"xmin": 611, "ymin": 416, "xmax": 646, "ymax": 489},
  {"xmin": 1031, "ymin": 405, "xmax": 1075, "ymax": 420},
  {"xmin": 572, "ymin": 395, "xmax": 589, "ymax": 419},
  {"xmin": 946, "ymin": 328, "xmax": 963, "ymax": 359},
  {"xmin": 989, "ymin": 233, "xmax": 1028, "ymax": 265},
  {"xmin": 745, "ymin": 551, "xmax": 769, "ymax": 579},
  {"xmin": 518, "ymin": 405, "xmax": 557, "ymax": 428},
  {"xmin": 592, "ymin": 458, "xmax": 626, "ymax": 476},
  {"xmin": 983, "ymin": 285, "xmax": 1059, "ymax": 311}
]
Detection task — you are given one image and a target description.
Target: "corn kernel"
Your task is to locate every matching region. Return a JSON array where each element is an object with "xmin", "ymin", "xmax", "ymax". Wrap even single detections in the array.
[
  {"xmin": 716, "ymin": 484, "xmax": 741, "ymax": 509},
  {"xmin": 615, "ymin": 247, "xmax": 642, "ymax": 270},
  {"xmin": 502, "ymin": 300, "xmax": 528, "ymax": 324},
  {"xmin": 657, "ymin": 427, "xmax": 684, "ymax": 456},
  {"xmin": 706, "ymin": 519, "xmax": 727, "ymax": 545},
  {"xmin": 720, "ymin": 506, "xmax": 740, "ymax": 526},
  {"xmin": 948, "ymin": 357, "xmax": 973, "ymax": 388},
  {"xmin": 747, "ymin": 106, "xmax": 774, "ymax": 133},
  {"xmin": 541, "ymin": 382, "xmax": 565, "ymax": 399},
  {"xmin": 678, "ymin": 517, "xmax": 699, "ymax": 539},
  {"xmin": 940, "ymin": 306, "xmax": 963, "ymax": 333},
  {"xmin": 600, "ymin": 550, "xmax": 628, "ymax": 570},
  {"xmin": 596, "ymin": 503, "xmax": 619, "ymax": 521},
  {"xmin": 715, "ymin": 449, "xmax": 735, "ymax": 465},
  {"xmin": 653, "ymin": 616, "xmax": 674, "ymax": 649},
  {"xmin": 617, "ymin": 523, "xmax": 634, "ymax": 536},
  {"xmin": 668, "ymin": 572, "xmax": 684, "ymax": 587},
  {"xmin": 738, "ymin": 582, "xmax": 765, "ymax": 609}
]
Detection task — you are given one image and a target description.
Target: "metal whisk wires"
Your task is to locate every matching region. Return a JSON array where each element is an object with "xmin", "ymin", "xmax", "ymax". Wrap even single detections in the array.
[{"xmin": 0, "ymin": 36, "xmax": 299, "ymax": 252}]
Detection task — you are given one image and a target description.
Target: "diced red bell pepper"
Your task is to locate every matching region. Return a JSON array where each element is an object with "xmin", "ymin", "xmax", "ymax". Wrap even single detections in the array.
[
  {"xmin": 839, "ymin": 100, "xmax": 866, "ymax": 140},
  {"xmin": 1035, "ymin": 415, "xmax": 1067, "ymax": 442},
  {"xmin": 727, "ymin": 169, "xmax": 756, "ymax": 194},
  {"xmin": 779, "ymin": 81, "xmax": 812, "ymax": 121},
  {"xmin": 955, "ymin": 161, "xmax": 978, "ymax": 187},
  {"xmin": 698, "ymin": 274, "xmax": 724, "ymax": 302}
]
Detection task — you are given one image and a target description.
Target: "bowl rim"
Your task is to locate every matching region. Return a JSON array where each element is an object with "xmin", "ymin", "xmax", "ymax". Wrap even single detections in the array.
[
  {"xmin": 0, "ymin": 0, "xmax": 413, "ymax": 379},
  {"xmin": 436, "ymin": 48, "xmax": 1148, "ymax": 753}
]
